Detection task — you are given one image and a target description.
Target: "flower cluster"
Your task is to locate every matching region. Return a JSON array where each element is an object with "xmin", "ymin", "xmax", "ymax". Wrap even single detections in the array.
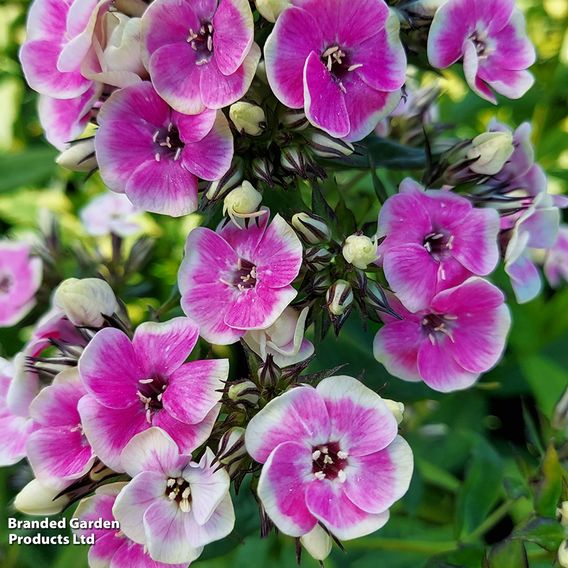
[{"xmin": 1, "ymin": 0, "xmax": 565, "ymax": 565}]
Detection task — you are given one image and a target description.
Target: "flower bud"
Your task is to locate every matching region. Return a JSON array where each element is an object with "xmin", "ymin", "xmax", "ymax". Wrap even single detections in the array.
[
  {"xmin": 228, "ymin": 379, "xmax": 260, "ymax": 407},
  {"xmin": 300, "ymin": 525, "xmax": 332, "ymax": 561},
  {"xmin": 292, "ymin": 212, "xmax": 331, "ymax": 244},
  {"xmin": 223, "ymin": 181, "xmax": 263, "ymax": 222},
  {"xmin": 280, "ymin": 145, "xmax": 306, "ymax": 176},
  {"xmin": 559, "ymin": 541, "xmax": 568, "ymax": 568},
  {"xmin": 255, "ymin": 0, "xmax": 291, "ymax": 23},
  {"xmin": 558, "ymin": 501, "xmax": 568, "ymax": 527},
  {"xmin": 14, "ymin": 479, "xmax": 70, "ymax": 515},
  {"xmin": 342, "ymin": 234, "xmax": 378, "ymax": 269},
  {"xmin": 251, "ymin": 157, "xmax": 275, "ymax": 187},
  {"xmin": 56, "ymin": 138, "xmax": 97, "ymax": 172},
  {"xmin": 229, "ymin": 102, "xmax": 266, "ymax": 136},
  {"xmin": 306, "ymin": 130, "xmax": 354, "ymax": 159},
  {"xmin": 54, "ymin": 278, "xmax": 119, "ymax": 328},
  {"xmin": 206, "ymin": 158, "xmax": 244, "ymax": 201},
  {"xmin": 311, "ymin": 271, "xmax": 331, "ymax": 295},
  {"xmin": 326, "ymin": 279, "xmax": 353, "ymax": 317},
  {"xmin": 279, "ymin": 108, "xmax": 309, "ymax": 131},
  {"xmin": 554, "ymin": 388, "xmax": 568, "ymax": 431},
  {"xmin": 466, "ymin": 131, "xmax": 514, "ymax": 176},
  {"xmin": 407, "ymin": 0, "xmax": 446, "ymax": 17},
  {"xmin": 305, "ymin": 247, "xmax": 333, "ymax": 271},
  {"xmin": 218, "ymin": 427, "xmax": 247, "ymax": 475},
  {"xmin": 383, "ymin": 398, "xmax": 405, "ymax": 424}
]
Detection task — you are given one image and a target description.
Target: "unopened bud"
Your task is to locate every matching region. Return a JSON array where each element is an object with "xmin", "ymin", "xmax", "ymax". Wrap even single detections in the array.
[
  {"xmin": 383, "ymin": 399, "xmax": 405, "ymax": 424},
  {"xmin": 56, "ymin": 138, "xmax": 97, "ymax": 172},
  {"xmin": 223, "ymin": 181, "xmax": 263, "ymax": 223},
  {"xmin": 255, "ymin": 0, "xmax": 291, "ymax": 23},
  {"xmin": 559, "ymin": 541, "xmax": 568, "ymax": 568},
  {"xmin": 292, "ymin": 212, "xmax": 331, "ymax": 244},
  {"xmin": 407, "ymin": 0, "xmax": 446, "ymax": 17},
  {"xmin": 342, "ymin": 234, "xmax": 378, "ymax": 269},
  {"xmin": 279, "ymin": 108, "xmax": 309, "ymax": 131},
  {"xmin": 467, "ymin": 131, "xmax": 514, "ymax": 175},
  {"xmin": 307, "ymin": 130, "xmax": 354, "ymax": 159},
  {"xmin": 228, "ymin": 379, "xmax": 259, "ymax": 407},
  {"xmin": 280, "ymin": 145, "xmax": 306, "ymax": 176},
  {"xmin": 553, "ymin": 388, "xmax": 568, "ymax": 431},
  {"xmin": 251, "ymin": 157, "xmax": 275, "ymax": 187},
  {"xmin": 311, "ymin": 271, "xmax": 331, "ymax": 295},
  {"xmin": 206, "ymin": 158, "xmax": 244, "ymax": 201},
  {"xmin": 326, "ymin": 279, "xmax": 353, "ymax": 316},
  {"xmin": 54, "ymin": 278, "xmax": 119, "ymax": 328},
  {"xmin": 558, "ymin": 502, "xmax": 568, "ymax": 527},
  {"xmin": 305, "ymin": 247, "xmax": 333, "ymax": 271},
  {"xmin": 14, "ymin": 479, "xmax": 69, "ymax": 515},
  {"xmin": 229, "ymin": 102, "xmax": 266, "ymax": 136},
  {"xmin": 300, "ymin": 525, "xmax": 332, "ymax": 561},
  {"xmin": 218, "ymin": 427, "xmax": 247, "ymax": 475}
]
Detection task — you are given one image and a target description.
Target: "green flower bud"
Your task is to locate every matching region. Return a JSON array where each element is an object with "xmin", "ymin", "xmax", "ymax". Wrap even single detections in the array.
[
  {"xmin": 326, "ymin": 279, "xmax": 353, "ymax": 316},
  {"xmin": 306, "ymin": 130, "xmax": 354, "ymax": 158},
  {"xmin": 14, "ymin": 479, "xmax": 70, "ymax": 516},
  {"xmin": 56, "ymin": 138, "xmax": 97, "ymax": 172},
  {"xmin": 206, "ymin": 159, "xmax": 244, "ymax": 201},
  {"xmin": 255, "ymin": 0, "xmax": 291, "ymax": 23},
  {"xmin": 229, "ymin": 102, "xmax": 266, "ymax": 136},
  {"xmin": 342, "ymin": 234, "xmax": 378, "ymax": 269},
  {"xmin": 467, "ymin": 131, "xmax": 514, "ymax": 175},
  {"xmin": 292, "ymin": 212, "xmax": 331, "ymax": 244}
]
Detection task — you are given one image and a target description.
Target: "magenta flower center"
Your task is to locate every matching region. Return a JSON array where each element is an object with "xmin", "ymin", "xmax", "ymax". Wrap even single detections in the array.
[
  {"xmin": 165, "ymin": 476, "xmax": 192, "ymax": 513},
  {"xmin": 153, "ymin": 122, "xmax": 185, "ymax": 163},
  {"xmin": 312, "ymin": 441, "xmax": 348, "ymax": 482},
  {"xmin": 423, "ymin": 230, "xmax": 454, "ymax": 260},
  {"xmin": 0, "ymin": 273, "xmax": 13, "ymax": 295},
  {"xmin": 421, "ymin": 313, "xmax": 457, "ymax": 344},
  {"xmin": 320, "ymin": 45, "xmax": 363, "ymax": 92},
  {"xmin": 469, "ymin": 28, "xmax": 493, "ymax": 59},
  {"xmin": 232, "ymin": 258, "xmax": 258, "ymax": 290},
  {"xmin": 187, "ymin": 22, "xmax": 214, "ymax": 66},
  {"xmin": 137, "ymin": 375, "xmax": 168, "ymax": 422}
]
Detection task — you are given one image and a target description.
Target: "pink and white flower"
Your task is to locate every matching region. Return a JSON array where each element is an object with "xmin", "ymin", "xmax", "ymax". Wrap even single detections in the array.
[
  {"xmin": 243, "ymin": 306, "xmax": 314, "ymax": 367},
  {"xmin": 245, "ymin": 375, "xmax": 413, "ymax": 539},
  {"xmin": 26, "ymin": 369, "xmax": 95, "ymax": 490},
  {"xmin": 0, "ymin": 240, "xmax": 42, "ymax": 327},
  {"xmin": 373, "ymin": 278, "xmax": 511, "ymax": 392},
  {"xmin": 80, "ymin": 192, "xmax": 142, "ymax": 237},
  {"xmin": 377, "ymin": 179, "xmax": 500, "ymax": 312},
  {"xmin": 427, "ymin": 0, "xmax": 536, "ymax": 103},
  {"xmin": 141, "ymin": 0, "xmax": 261, "ymax": 114},
  {"xmin": 113, "ymin": 428, "xmax": 235, "ymax": 564},
  {"xmin": 73, "ymin": 482, "xmax": 187, "ymax": 568},
  {"xmin": 95, "ymin": 82, "xmax": 234, "ymax": 217},
  {"xmin": 178, "ymin": 213, "xmax": 303, "ymax": 345},
  {"xmin": 544, "ymin": 226, "xmax": 568, "ymax": 288},
  {"xmin": 264, "ymin": 0, "xmax": 406, "ymax": 141},
  {"xmin": 78, "ymin": 317, "xmax": 228, "ymax": 471},
  {"xmin": 0, "ymin": 358, "xmax": 37, "ymax": 466},
  {"xmin": 20, "ymin": 0, "xmax": 108, "ymax": 98}
]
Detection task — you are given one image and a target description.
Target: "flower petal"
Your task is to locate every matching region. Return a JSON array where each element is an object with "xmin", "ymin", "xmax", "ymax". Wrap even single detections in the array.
[{"xmin": 184, "ymin": 494, "xmax": 235, "ymax": 548}]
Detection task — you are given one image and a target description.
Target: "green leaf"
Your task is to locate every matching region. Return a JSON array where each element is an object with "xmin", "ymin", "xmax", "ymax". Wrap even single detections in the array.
[
  {"xmin": 486, "ymin": 539, "xmax": 528, "ymax": 568},
  {"xmin": 426, "ymin": 545, "xmax": 484, "ymax": 568},
  {"xmin": 0, "ymin": 146, "xmax": 58, "ymax": 193},
  {"xmin": 455, "ymin": 436, "xmax": 504, "ymax": 540},
  {"xmin": 513, "ymin": 517, "xmax": 565, "ymax": 552},
  {"xmin": 534, "ymin": 444, "xmax": 563, "ymax": 517},
  {"xmin": 334, "ymin": 195, "xmax": 357, "ymax": 235}
]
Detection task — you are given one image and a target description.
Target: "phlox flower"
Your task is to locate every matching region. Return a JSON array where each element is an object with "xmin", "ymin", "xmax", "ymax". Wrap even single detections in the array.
[
  {"xmin": 141, "ymin": 0, "xmax": 261, "ymax": 114},
  {"xmin": 80, "ymin": 192, "xmax": 142, "ymax": 237},
  {"xmin": 113, "ymin": 428, "xmax": 235, "ymax": 564},
  {"xmin": 0, "ymin": 358, "xmax": 37, "ymax": 466},
  {"xmin": 243, "ymin": 306, "xmax": 314, "ymax": 367},
  {"xmin": 244, "ymin": 375, "xmax": 413, "ymax": 540},
  {"xmin": 178, "ymin": 212, "xmax": 303, "ymax": 345},
  {"xmin": 78, "ymin": 317, "xmax": 228, "ymax": 471},
  {"xmin": 544, "ymin": 226, "xmax": 568, "ymax": 288},
  {"xmin": 0, "ymin": 240, "xmax": 42, "ymax": 327},
  {"xmin": 20, "ymin": 0, "xmax": 108, "ymax": 98},
  {"xmin": 427, "ymin": 0, "xmax": 535, "ymax": 103},
  {"xmin": 26, "ymin": 369, "xmax": 95, "ymax": 490},
  {"xmin": 377, "ymin": 179, "xmax": 500, "ymax": 312},
  {"xmin": 95, "ymin": 82, "xmax": 234, "ymax": 217},
  {"xmin": 264, "ymin": 0, "xmax": 406, "ymax": 141},
  {"xmin": 373, "ymin": 278, "xmax": 511, "ymax": 392},
  {"xmin": 73, "ymin": 482, "xmax": 187, "ymax": 568}
]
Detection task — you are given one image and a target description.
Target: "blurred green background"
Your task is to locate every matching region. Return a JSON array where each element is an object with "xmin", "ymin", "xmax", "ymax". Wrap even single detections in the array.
[{"xmin": 1, "ymin": 0, "xmax": 568, "ymax": 567}]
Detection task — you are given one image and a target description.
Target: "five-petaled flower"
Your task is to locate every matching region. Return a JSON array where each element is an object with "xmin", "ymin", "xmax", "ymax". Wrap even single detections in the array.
[
  {"xmin": 141, "ymin": 0, "xmax": 261, "ymax": 114},
  {"xmin": 245, "ymin": 375, "xmax": 413, "ymax": 540},
  {"xmin": 427, "ymin": 0, "xmax": 536, "ymax": 103},
  {"xmin": 377, "ymin": 179, "xmax": 500, "ymax": 312},
  {"xmin": 78, "ymin": 318, "xmax": 229, "ymax": 471},
  {"xmin": 373, "ymin": 278, "xmax": 511, "ymax": 392},
  {"xmin": 95, "ymin": 82, "xmax": 234, "ymax": 217},
  {"xmin": 113, "ymin": 428, "xmax": 234, "ymax": 564},
  {"xmin": 178, "ymin": 212, "xmax": 303, "ymax": 345},
  {"xmin": 264, "ymin": 0, "xmax": 406, "ymax": 141}
]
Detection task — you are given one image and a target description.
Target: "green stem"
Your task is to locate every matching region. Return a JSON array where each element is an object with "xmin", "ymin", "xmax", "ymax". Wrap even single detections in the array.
[
  {"xmin": 463, "ymin": 500, "xmax": 515, "ymax": 544},
  {"xmin": 346, "ymin": 538, "xmax": 457, "ymax": 555}
]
